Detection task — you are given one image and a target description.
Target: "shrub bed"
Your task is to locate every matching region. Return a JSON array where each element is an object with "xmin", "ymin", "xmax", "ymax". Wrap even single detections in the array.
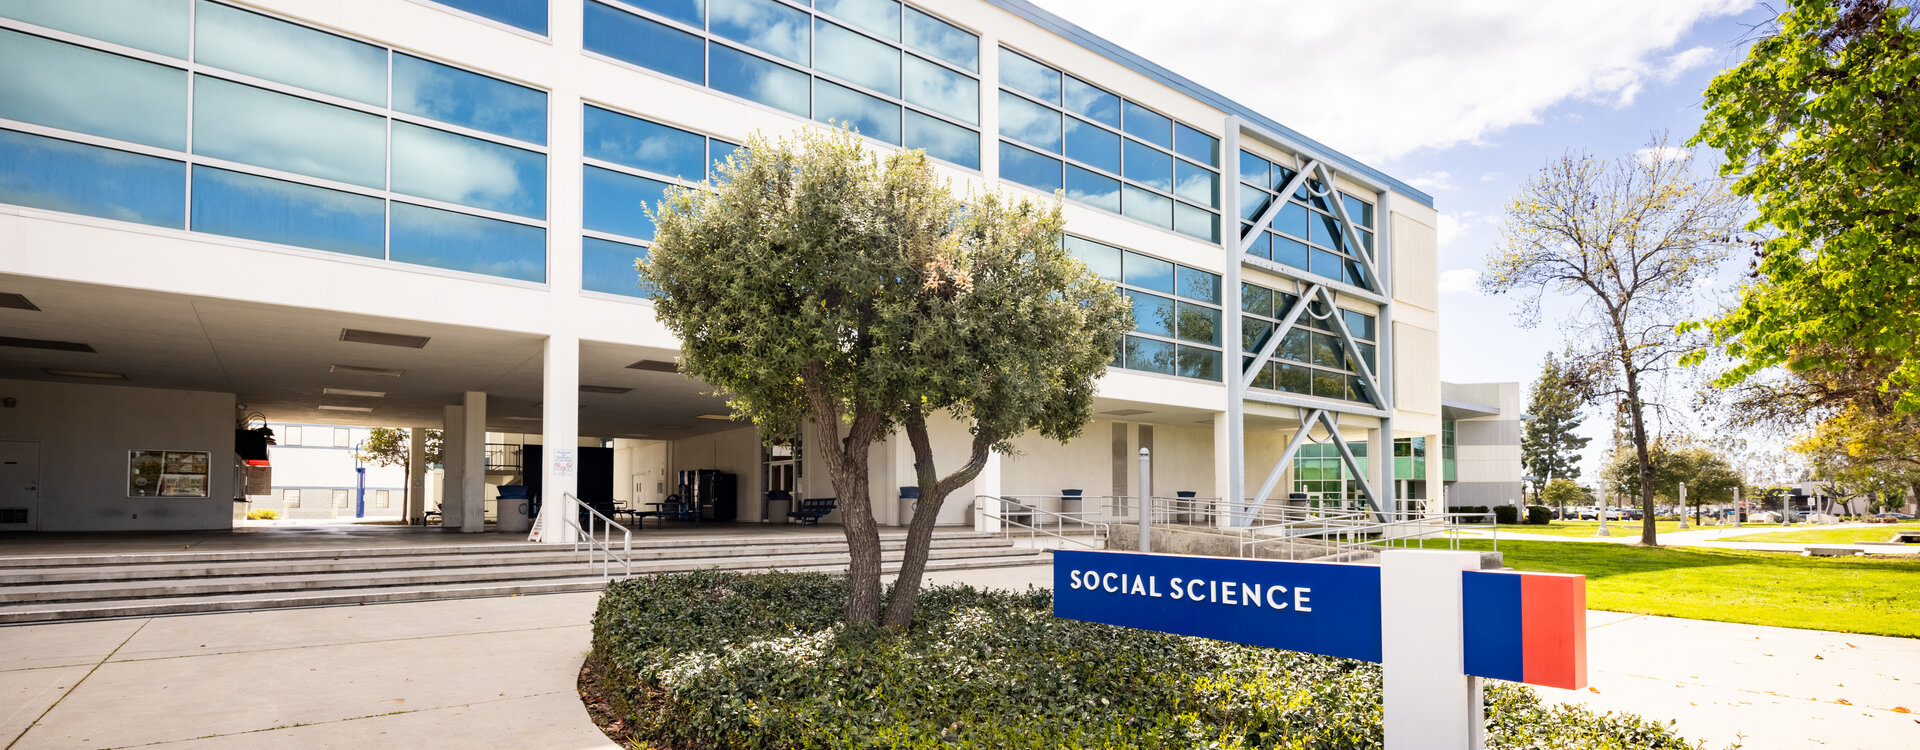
[{"xmin": 588, "ymin": 570, "xmax": 1708, "ymax": 750}]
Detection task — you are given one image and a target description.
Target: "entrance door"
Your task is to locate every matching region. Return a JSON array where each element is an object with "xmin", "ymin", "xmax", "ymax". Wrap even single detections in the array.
[{"xmin": 0, "ymin": 441, "xmax": 40, "ymax": 530}]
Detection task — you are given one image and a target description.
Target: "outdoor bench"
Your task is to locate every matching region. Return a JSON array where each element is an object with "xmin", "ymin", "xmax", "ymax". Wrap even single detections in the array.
[{"xmin": 790, "ymin": 497, "xmax": 836, "ymax": 525}]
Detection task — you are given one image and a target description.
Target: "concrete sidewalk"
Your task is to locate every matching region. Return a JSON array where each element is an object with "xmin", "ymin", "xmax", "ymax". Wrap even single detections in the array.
[{"xmin": 4, "ymin": 562, "xmax": 1910, "ymax": 750}]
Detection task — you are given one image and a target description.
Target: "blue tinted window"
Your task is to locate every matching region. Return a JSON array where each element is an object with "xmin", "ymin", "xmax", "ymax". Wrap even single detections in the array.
[
  {"xmin": 394, "ymin": 54, "xmax": 547, "ymax": 145},
  {"xmin": 1063, "ymin": 76, "xmax": 1118, "ymax": 129},
  {"xmin": 1125, "ymin": 290, "xmax": 1173, "ymax": 337},
  {"xmin": 1174, "ymin": 202, "xmax": 1217, "ymax": 243},
  {"xmin": 1176, "ymin": 266, "xmax": 1220, "ymax": 304},
  {"xmin": 997, "ymin": 91, "xmax": 1059, "ymax": 152},
  {"xmin": 1275, "ymin": 165, "xmax": 1299, "ymax": 193},
  {"xmin": 1241, "ymin": 284, "xmax": 1272, "ymax": 317},
  {"xmin": 816, "ymin": 0, "xmax": 898, "ymax": 41},
  {"xmin": 584, "ymin": 165, "xmax": 672, "ymax": 240},
  {"xmin": 903, "ymin": 111, "xmax": 977, "ymax": 169},
  {"xmin": 391, "ymin": 122, "xmax": 546, "ymax": 219},
  {"xmin": 1122, "ymin": 251, "xmax": 1173, "ymax": 293},
  {"xmin": 432, "ymin": 0, "xmax": 549, "ymax": 34},
  {"xmin": 1343, "ymin": 193, "xmax": 1375, "ymax": 228},
  {"xmin": 389, "ymin": 202, "xmax": 545, "ymax": 281},
  {"xmin": 1064, "ymin": 165, "xmax": 1118, "ymax": 213},
  {"xmin": 1122, "ymin": 101, "xmax": 1171, "ymax": 149},
  {"xmin": 1063, "ymin": 117, "xmax": 1118, "ymax": 174},
  {"xmin": 710, "ymin": 0, "xmax": 807, "ymax": 65},
  {"xmin": 1126, "ymin": 336, "xmax": 1175, "ymax": 375},
  {"xmin": 1243, "ymin": 229, "xmax": 1271, "ymax": 260},
  {"xmin": 904, "ymin": 8, "xmax": 975, "ymax": 72},
  {"xmin": 1174, "ymin": 161, "xmax": 1217, "ymax": 206},
  {"xmin": 815, "ymin": 18, "xmax": 899, "ymax": 97},
  {"xmin": 1064, "ymin": 235, "xmax": 1119, "ymax": 281},
  {"xmin": 0, "ymin": 0, "xmax": 187, "ymax": 57},
  {"xmin": 998, "ymin": 141, "xmax": 1060, "ymax": 194},
  {"xmin": 903, "ymin": 55, "xmax": 976, "ymax": 124},
  {"xmin": 584, "ymin": 105, "xmax": 705, "ymax": 180},
  {"xmin": 1310, "ymin": 247, "xmax": 1343, "ymax": 280},
  {"xmin": 1239, "ymin": 184, "xmax": 1269, "ymax": 222},
  {"xmin": 0, "ymin": 129, "xmax": 183, "ymax": 227},
  {"xmin": 1122, "ymin": 139, "xmax": 1171, "ymax": 192},
  {"xmin": 585, "ymin": 1, "xmax": 703, "ymax": 84},
  {"xmin": 1274, "ymin": 200, "xmax": 1309, "ymax": 239},
  {"xmin": 0, "ymin": 29, "xmax": 186, "ymax": 150},
  {"xmin": 616, "ymin": 0, "xmax": 702, "ymax": 27},
  {"xmin": 1177, "ymin": 346, "xmax": 1220, "ymax": 381},
  {"xmin": 1342, "ymin": 309, "xmax": 1376, "ymax": 340},
  {"xmin": 1310, "ymin": 210, "xmax": 1343, "ymax": 249},
  {"xmin": 190, "ymin": 165, "xmax": 382, "ymax": 257},
  {"xmin": 583, "ymin": 236, "xmax": 651, "ymax": 297},
  {"xmin": 710, "ymin": 43, "xmax": 808, "ymax": 116},
  {"xmin": 192, "ymin": 76, "xmax": 386, "ymax": 189},
  {"xmin": 1173, "ymin": 123, "xmax": 1217, "ymax": 167},
  {"xmin": 1176, "ymin": 303, "xmax": 1220, "ymax": 345},
  {"xmin": 709, "ymin": 138, "xmax": 743, "ymax": 180},
  {"xmin": 1239, "ymin": 150, "xmax": 1268, "ymax": 187},
  {"xmin": 195, "ymin": 1, "xmax": 386, "ymax": 106},
  {"xmin": 1121, "ymin": 184, "xmax": 1171, "ymax": 228},
  {"xmin": 815, "ymin": 78, "xmax": 900, "ymax": 144},
  {"xmin": 998, "ymin": 48, "xmax": 1058, "ymax": 104}
]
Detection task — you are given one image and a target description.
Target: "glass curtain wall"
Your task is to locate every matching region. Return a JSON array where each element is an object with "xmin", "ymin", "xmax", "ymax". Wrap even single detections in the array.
[
  {"xmin": 0, "ymin": 1, "xmax": 551, "ymax": 282},
  {"xmin": 1238, "ymin": 149, "xmax": 1376, "ymax": 290},
  {"xmin": 996, "ymin": 47, "xmax": 1222, "ymax": 243},
  {"xmin": 584, "ymin": 0, "xmax": 982, "ymax": 169},
  {"xmin": 1238, "ymin": 283, "xmax": 1378, "ymax": 405},
  {"xmin": 1065, "ymin": 235, "xmax": 1223, "ymax": 382},
  {"xmin": 580, "ymin": 103, "xmax": 743, "ymax": 297}
]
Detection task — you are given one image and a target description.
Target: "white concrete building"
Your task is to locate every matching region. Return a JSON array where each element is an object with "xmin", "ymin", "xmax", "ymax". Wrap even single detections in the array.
[{"xmin": 0, "ymin": 0, "xmax": 1442, "ymax": 539}]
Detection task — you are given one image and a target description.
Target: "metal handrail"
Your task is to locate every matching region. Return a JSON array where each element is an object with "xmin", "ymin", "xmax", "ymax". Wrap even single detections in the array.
[
  {"xmin": 975, "ymin": 495, "xmax": 1110, "ymax": 549},
  {"xmin": 563, "ymin": 491, "xmax": 632, "ymax": 579}
]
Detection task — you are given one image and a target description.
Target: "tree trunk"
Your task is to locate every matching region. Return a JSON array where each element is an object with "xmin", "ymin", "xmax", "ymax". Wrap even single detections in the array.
[
  {"xmin": 882, "ymin": 414, "xmax": 992, "ymax": 630},
  {"xmin": 1621, "ymin": 365, "xmax": 1659, "ymax": 546},
  {"xmin": 804, "ymin": 363, "xmax": 886, "ymax": 625}
]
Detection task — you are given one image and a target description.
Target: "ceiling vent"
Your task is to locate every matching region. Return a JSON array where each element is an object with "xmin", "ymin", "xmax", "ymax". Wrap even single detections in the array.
[
  {"xmin": 1, "ymin": 336, "xmax": 94, "ymax": 353},
  {"xmin": 340, "ymin": 328, "xmax": 430, "ymax": 349},
  {"xmin": 625, "ymin": 359, "xmax": 678, "ymax": 373},
  {"xmin": 0, "ymin": 293, "xmax": 39, "ymax": 311},
  {"xmin": 317, "ymin": 404, "xmax": 373, "ymax": 413},
  {"xmin": 330, "ymin": 364, "xmax": 404, "ymax": 377},
  {"xmin": 322, "ymin": 387, "xmax": 387, "ymax": 398},
  {"xmin": 42, "ymin": 368, "xmax": 126, "ymax": 380},
  {"xmin": 579, "ymin": 384, "xmax": 633, "ymax": 394},
  {"xmin": 1100, "ymin": 408, "xmax": 1152, "ymax": 417}
]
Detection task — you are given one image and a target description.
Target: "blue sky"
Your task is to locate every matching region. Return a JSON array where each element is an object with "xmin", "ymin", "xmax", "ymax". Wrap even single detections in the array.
[{"xmin": 1033, "ymin": 0, "xmax": 1779, "ymax": 479}]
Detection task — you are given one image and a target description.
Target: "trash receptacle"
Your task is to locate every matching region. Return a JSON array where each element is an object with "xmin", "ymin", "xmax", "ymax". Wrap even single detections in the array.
[
  {"xmin": 766, "ymin": 490, "xmax": 792, "ymax": 524},
  {"xmin": 898, "ymin": 486, "xmax": 919, "ymax": 527},
  {"xmin": 1060, "ymin": 489, "xmax": 1083, "ymax": 524},
  {"xmin": 497, "ymin": 485, "xmax": 530, "ymax": 533}
]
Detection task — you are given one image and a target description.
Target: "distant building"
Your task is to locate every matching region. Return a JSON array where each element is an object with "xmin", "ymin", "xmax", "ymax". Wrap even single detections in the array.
[
  {"xmin": 1440, "ymin": 382, "xmax": 1523, "ymax": 511},
  {"xmin": 253, "ymin": 423, "xmax": 408, "ymax": 521}
]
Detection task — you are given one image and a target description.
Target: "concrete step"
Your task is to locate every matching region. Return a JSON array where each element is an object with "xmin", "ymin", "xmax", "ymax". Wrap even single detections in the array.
[
  {"xmin": 0, "ymin": 546, "xmax": 1043, "ymax": 605},
  {"xmin": 0, "ymin": 554, "xmax": 1048, "ymax": 625},
  {"xmin": 0, "ymin": 530, "xmax": 998, "ymax": 569},
  {"xmin": 0, "ymin": 537, "xmax": 1012, "ymax": 585}
]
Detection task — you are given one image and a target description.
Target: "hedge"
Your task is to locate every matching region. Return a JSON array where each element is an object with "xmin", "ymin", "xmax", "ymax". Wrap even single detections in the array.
[
  {"xmin": 1526, "ymin": 505, "xmax": 1554, "ymax": 525},
  {"xmin": 589, "ymin": 570, "xmax": 1710, "ymax": 750}
]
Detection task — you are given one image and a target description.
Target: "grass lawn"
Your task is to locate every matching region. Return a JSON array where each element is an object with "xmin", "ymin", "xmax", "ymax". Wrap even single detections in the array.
[
  {"xmin": 1717, "ymin": 522, "xmax": 1920, "ymax": 544},
  {"xmin": 1492, "ymin": 519, "xmax": 1690, "ymax": 537},
  {"xmin": 1433, "ymin": 539, "xmax": 1920, "ymax": 638}
]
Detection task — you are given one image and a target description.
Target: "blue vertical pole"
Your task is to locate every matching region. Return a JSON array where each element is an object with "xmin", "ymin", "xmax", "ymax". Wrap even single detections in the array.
[{"xmin": 355, "ymin": 467, "xmax": 367, "ymax": 519}]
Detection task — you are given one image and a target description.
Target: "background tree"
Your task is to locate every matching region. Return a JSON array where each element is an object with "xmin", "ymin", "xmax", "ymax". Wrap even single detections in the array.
[
  {"xmin": 1540, "ymin": 478, "xmax": 1586, "ymax": 518},
  {"xmin": 1688, "ymin": 0, "xmax": 1920, "ymax": 411},
  {"xmin": 1482, "ymin": 136, "xmax": 1747, "ymax": 545},
  {"xmin": 1521, "ymin": 353, "xmax": 1590, "ymax": 504},
  {"xmin": 352, "ymin": 427, "xmax": 442, "ymax": 519},
  {"xmin": 641, "ymin": 127, "xmax": 1127, "ymax": 628},
  {"xmin": 1599, "ymin": 440, "xmax": 1742, "ymax": 519}
]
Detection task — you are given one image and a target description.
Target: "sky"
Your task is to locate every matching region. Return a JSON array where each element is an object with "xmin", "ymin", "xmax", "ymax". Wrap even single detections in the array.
[{"xmin": 1031, "ymin": 0, "xmax": 1780, "ymax": 481}]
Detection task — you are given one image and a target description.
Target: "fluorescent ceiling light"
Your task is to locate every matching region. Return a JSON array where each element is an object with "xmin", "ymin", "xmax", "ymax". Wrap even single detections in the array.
[
  {"xmin": 3, "ymin": 336, "xmax": 94, "ymax": 352},
  {"xmin": 317, "ymin": 404, "xmax": 374, "ymax": 413},
  {"xmin": 579, "ymin": 385, "xmax": 633, "ymax": 394},
  {"xmin": 1101, "ymin": 409, "xmax": 1151, "ymax": 416},
  {"xmin": 625, "ymin": 359, "xmax": 678, "ymax": 372},
  {"xmin": 503, "ymin": 416, "xmax": 542, "ymax": 422},
  {"xmin": 339, "ymin": 328, "xmax": 430, "ymax": 349},
  {"xmin": 330, "ymin": 364, "xmax": 403, "ymax": 377},
  {"xmin": 42, "ymin": 368, "xmax": 126, "ymax": 380},
  {"xmin": 322, "ymin": 387, "xmax": 386, "ymax": 398}
]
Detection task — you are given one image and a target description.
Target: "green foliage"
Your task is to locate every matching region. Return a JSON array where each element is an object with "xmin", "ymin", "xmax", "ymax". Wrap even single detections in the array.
[
  {"xmin": 1599, "ymin": 441, "xmax": 1742, "ymax": 507},
  {"xmin": 590, "ymin": 571, "xmax": 1709, "ymax": 750},
  {"xmin": 1688, "ymin": 0, "xmax": 1920, "ymax": 410},
  {"xmin": 1525, "ymin": 505, "xmax": 1554, "ymax": 525},
  {"xmin": 1522, "ymin": 353, "xmax": 1590, "ymax": 489},
  {"xmin": 352, "ymin": 427, "xmax": 441, "ymax": 468},
  {"xmin": 1541, "ymin": 478, "xmax": 1587, "ymax": 511},
  {"xmin": 245, "ymin": 508, "xmax": 278, "ymax": 520},
  {"xmin": 1493, "ymin": 505, "xmax": 1521, "ymax": 525}
]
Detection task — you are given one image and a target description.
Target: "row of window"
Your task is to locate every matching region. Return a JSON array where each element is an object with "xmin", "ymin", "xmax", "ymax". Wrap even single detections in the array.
[
  {"xmin": 1293, "ymin": 437, "xmax": 1443, "ymax": 499},
  {"xmin": 580, "ymin": 106, "xmax": 745, "ymax": 297},
  {"xmin": 586, "ymin": 0, "xmax": 983, "ymax": 168},
  {"xmin": 278, "ymin": 488, "xmax": 394, "ymax": 509},
  {"xmin": 1066, "ymin": 235, "xmax": 1224, "ymax": 382},
  {"xmin": 1238, "ymin": 150, "xmax": 1378, "ymax": 291},
  {"xmin": 997, "ymin": 47, "xmax": 1223, "ymax": 244}
]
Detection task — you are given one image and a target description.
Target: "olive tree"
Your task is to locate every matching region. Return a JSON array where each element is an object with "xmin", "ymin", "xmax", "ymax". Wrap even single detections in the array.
[{"xmin": 641, "ymin": 127, "xmax": 1129, "ymax": 627}]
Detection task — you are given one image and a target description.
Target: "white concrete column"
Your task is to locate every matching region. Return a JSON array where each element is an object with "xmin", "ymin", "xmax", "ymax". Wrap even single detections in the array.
[
  {"xmin": 406, "ymin": 427, "xmax": 426, "ymax": 523},
  {"xmin": 459, "ymin": 391, "xmax": 486, "ymax": 533},
  {"xmin": 1369, "ymin": 425, "xmax": 1392, "ymax": 516},
  {"xmin": 1424, "ymin": 433, "xmax": 1444, "ymax": 517},
  {"xmin": 973, "ymin": 451, "xmax": 1002, "ymax": 533},
  {"xmin": 539, "ymin": 334, "xmax": 580, "ymax": 544},
  {"xmin": 440, "ymin": 405, "xmax": 465, "ymax": 529},
  {"xmin": 1381, "ymin": 549, "xmax": 1483, "ymax": 750},
  {"xmin": 1212, "ymin": 411, "xmax": 1234, "ymax": 529}
]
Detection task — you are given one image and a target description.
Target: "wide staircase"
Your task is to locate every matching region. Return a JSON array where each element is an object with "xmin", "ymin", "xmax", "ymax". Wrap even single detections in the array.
[{"xmin": 0, "ymin": 531, "xmax": 1041, "ymax": 625}]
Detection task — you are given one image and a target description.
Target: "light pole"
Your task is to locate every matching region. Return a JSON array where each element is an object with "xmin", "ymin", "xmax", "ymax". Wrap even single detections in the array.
[{"xmin": 1676, "ymin": 482, "xmax": 1689, "ymax": 530}]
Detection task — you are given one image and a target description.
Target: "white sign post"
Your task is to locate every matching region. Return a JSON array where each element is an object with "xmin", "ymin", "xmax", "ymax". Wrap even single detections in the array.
[{"xmin": 1381, "ymin": 550, "xmax": 1485, "ymax": 750}]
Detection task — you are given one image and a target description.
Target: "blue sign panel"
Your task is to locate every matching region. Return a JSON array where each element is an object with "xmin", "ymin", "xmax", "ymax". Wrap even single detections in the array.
[{"xmin": 1054, "ymin": 549, "xmax": 1385, "ymax": 662}]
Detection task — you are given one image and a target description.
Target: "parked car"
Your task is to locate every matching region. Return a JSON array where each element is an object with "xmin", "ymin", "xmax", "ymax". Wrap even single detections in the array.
[
  {"xmin": 1579, "ymin": 507, "xmax": 1628, "ymax": 520},
  {"xmin": 1875, "ymin": 512, "xmax": 1915, "ymax": 521}
]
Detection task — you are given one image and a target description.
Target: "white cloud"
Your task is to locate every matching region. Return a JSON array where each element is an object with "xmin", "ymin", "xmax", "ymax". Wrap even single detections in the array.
[
  {"xmin": 1438, "ymin": 211, "xmax": 1481, "ymax": 250},
  {"xmin": 1661, "ymin": 46, "xmax": 1717, "ymax": 82},
  {"xmin": 1480, "ymin": 172, "xmax": 1504, "ymax": 183},
  {"xmin": 1029, "ymin": 0, "xmax": 1755, "ymax": 161},
  {"xmin": 1635, "ymin": 145, "xmax": 1692, "ymax": 166},
  {"xmin": 1438, "ymin": 269, "xmax": 1482, "ymax": 294},
  {"xmin": 1407, "ymin": 171, "xmax": 1456, "ymax": 193}
]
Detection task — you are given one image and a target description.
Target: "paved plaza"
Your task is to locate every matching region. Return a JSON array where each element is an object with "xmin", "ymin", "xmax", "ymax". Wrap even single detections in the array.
[{"xmin": 1, "ymin": 562, "xmax": 1912, "ymax": 749}]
